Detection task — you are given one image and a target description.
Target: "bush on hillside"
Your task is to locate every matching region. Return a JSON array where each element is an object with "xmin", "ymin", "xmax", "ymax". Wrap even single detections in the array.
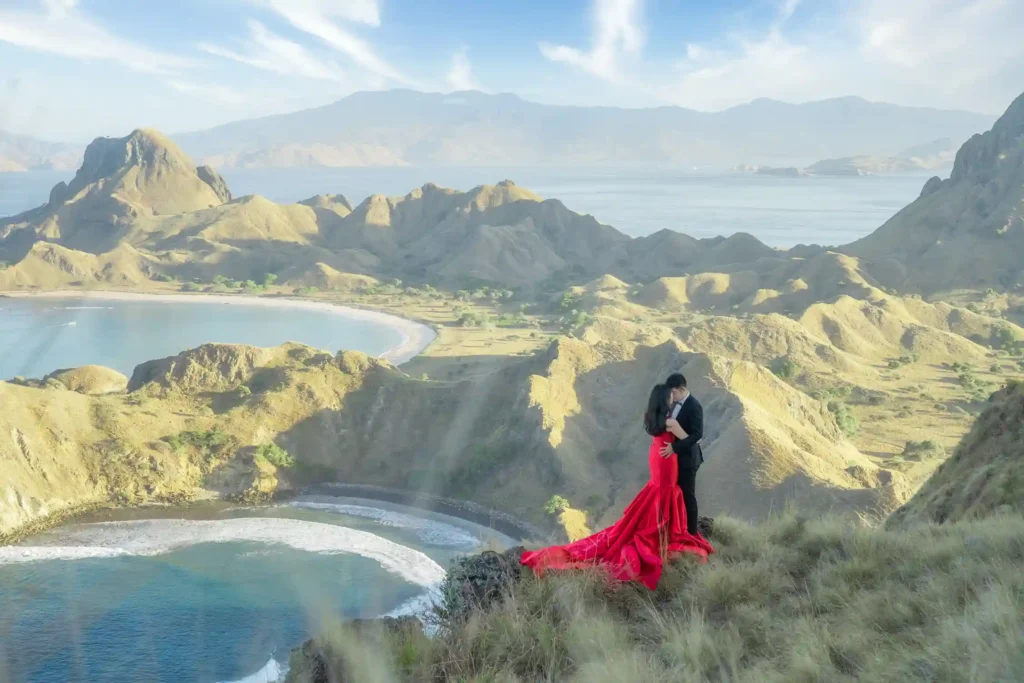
[
  {"xmin": 165, "ymin": 429, "xmax": 230, "ymax": 464},
  {"xmin": 255, "ymin": 443, "xmax": 295, "ymax": 468},
  {"xmin": 902, "ymin": 439, "xmax": 945, "ymax": 459},
  {"xmin": 828, "ymin": 400, "xmax": 859, "ymax": 436},
  {"xmin": 543, "ymin": 495, "xmax": 571, "ymax": 515},
  {"xmin": 770, "ymin": 356, "xmax": 799, "ymax": 380}
]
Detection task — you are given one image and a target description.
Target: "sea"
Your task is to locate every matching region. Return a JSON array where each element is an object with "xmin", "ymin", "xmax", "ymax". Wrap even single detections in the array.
[
  {"xmin": 0, "ymin": 498, "xmax": 513, "ymax": 682},
  {"xmin": 0, "ymin": 296, "xmax": 406, "ymax": 381},
  {"xmin": 0, "ymin": 165, "xmax": 936, "ymax": 247},
  {"xmin": 0, "ymin": 165, "xmax": 934, "ymax": 682}
]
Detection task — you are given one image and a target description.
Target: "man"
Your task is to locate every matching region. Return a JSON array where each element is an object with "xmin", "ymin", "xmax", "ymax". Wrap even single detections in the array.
[{"xmin": 660, "ymin": 372, "xmax": 704, "ymax": 536}]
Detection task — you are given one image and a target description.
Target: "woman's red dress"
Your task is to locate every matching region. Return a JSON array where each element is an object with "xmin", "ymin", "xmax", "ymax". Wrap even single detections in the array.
[{"xmin": 521, "ymin": 431, "xmax": 713, "ymax": 590}]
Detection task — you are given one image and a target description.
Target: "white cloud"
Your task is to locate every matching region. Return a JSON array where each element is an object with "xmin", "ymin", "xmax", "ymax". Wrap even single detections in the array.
[
  {"xmin": 0, "ymin": 0, "xmax": 191, "ymax": 75},
  {"xmin": 540, "ymin": 0, "xmax": 644, "ymax": 81},
  {"xmin": 249, "ymin": 0, "xmax": 406, "ymax": 84},
  {"xmin": 200, "ymin": 20, "xmax": 347, "ymax": 83},
  {"xmin": 446, "ymin": 47, "xmax": 478, "ymax": 91},
  {"xmin": 666, "ymin": 0, "xmax": 1024, "ymax": 113},
  {"xmin": 249, "ymin": 0, "xmax": 381, "ymax": 27}
]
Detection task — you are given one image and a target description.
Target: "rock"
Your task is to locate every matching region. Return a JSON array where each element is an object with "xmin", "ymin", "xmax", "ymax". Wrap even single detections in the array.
[
  {"xmin": 196, "ymin": 164, "xmax": 232, "ymax": 204},
  {"xmin": 45, "ymin": 365, "xmax": 128, "ymax": 395},
  {"xmin": 697, "ymin": 515, "xmax": 714, "ymax": 539},
  {"xmin": 440, "ymin": 546, "xmax": 526, "ymax": 622},
  {"xmin": 919, "ymin": 175, "xmax": 944, "ymax": 197},
  {"xmin": 127, "ymin": 343, "xmax": 275, "ymax": 392},
  {"xmin": 284, "ymin": 616, "xmax": 424, "ymax": 683}
]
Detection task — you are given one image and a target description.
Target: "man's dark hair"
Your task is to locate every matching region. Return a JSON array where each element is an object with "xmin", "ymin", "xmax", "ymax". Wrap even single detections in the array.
[{"xmin": 666, "ymin": 373, "xmax": 687, "ymax": 389}]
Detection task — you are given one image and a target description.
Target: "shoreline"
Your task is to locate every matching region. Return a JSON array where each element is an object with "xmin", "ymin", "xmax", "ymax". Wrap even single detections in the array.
[
  {"xmin": 2, "ymin": 487, "xmax": 542, "ymax": 547},
  {"xmin": 0, "ymin": 289, "xmax": 437, "ymax": 366}
]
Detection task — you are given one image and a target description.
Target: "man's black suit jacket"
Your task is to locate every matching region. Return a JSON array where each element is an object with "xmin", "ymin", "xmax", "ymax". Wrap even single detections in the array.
[{"xmin": 671, "ymin": 394, "xmax": 704, "ymax": 469}]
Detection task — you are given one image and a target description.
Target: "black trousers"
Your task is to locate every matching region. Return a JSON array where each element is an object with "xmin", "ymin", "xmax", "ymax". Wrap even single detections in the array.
[{"xmin": 678, "ymin": 458, "xmax": 701, "ymax": 536}]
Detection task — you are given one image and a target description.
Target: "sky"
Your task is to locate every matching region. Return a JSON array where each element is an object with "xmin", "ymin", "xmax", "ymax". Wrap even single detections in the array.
[{"xmin": 0, "ymin": 0, "xmax": 1022, "ymax": 142}]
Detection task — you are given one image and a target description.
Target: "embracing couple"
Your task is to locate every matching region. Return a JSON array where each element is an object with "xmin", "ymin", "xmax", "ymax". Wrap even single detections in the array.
[{"xmin": 521, "ymin": 373, "xmax": 713, "ymax": 590}]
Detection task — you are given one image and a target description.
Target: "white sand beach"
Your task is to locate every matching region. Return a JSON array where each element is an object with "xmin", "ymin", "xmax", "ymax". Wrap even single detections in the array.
[{"xmin": 2, "ymin": 290, "xmax": 436, "ymax": 365}]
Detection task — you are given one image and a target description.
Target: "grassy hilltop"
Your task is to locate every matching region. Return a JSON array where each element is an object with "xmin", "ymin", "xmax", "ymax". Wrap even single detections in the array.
[{"xmin": 286, "ymin": 383, "xmax": 1024, "ymax": 681}]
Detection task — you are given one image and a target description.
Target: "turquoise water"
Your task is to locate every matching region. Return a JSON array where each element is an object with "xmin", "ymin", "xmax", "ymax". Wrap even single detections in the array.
[
  {"xmin": 0, "ymin": 499, "xmax": 508, "ymax": 682},
  {"xmin": 0, "ymin": 297, "xmax": 405, "ymax": 380},
  {"xmin": 1, "ymin": 167, "xmax": 931, "ymax": 247}
]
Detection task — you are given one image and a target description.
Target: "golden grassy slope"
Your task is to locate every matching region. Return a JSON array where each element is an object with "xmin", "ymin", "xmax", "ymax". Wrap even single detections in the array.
[{"xmin": 887, "ymin": 381, "xmax": 1024, "ymax": 527}]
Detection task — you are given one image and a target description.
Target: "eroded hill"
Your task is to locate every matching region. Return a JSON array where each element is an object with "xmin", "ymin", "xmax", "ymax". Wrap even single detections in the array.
[{"xmin": 0, "ymin": 327, "xmax": 913, "ymax": 540}]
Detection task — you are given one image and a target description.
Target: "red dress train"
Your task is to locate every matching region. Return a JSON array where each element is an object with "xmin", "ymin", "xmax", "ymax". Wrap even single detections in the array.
[{"xmin": 521, "ymin": 431, "xmax": 713, "ymax": 590}]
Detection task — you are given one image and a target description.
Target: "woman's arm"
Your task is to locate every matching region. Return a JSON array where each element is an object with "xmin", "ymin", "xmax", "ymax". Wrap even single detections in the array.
[{"xmin": 665, "ymin": 418, "xmax": 688, "ymax": 440}]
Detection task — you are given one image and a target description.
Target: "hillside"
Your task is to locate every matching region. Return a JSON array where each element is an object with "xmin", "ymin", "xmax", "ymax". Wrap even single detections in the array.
[
  {"xmin": 285, "ymin": 509, "xmax": 1024, "ymax": 682},
  {"xmin": 0, "ymin": 327, "xmax": 911, "ymax": 540},
  {"xmin": 847, "ymin": 92, "xmax": 1024, "ymax": 291},
  {"xmin": 173, "ymin": 90, "xmax": 992, "ymax": 169},
  {"xmin": 887, "ymin": 381, "xmax": 1024, "ymax": 527},
  {"xmin": 282, "ymin": 384, "xmax": 1024, "ymax": 682}
]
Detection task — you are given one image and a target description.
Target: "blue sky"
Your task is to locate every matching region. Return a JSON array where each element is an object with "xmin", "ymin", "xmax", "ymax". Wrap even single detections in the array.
[{"xmin": 1, "ymin": 0, "xmax": 1021, "ymax": 141}]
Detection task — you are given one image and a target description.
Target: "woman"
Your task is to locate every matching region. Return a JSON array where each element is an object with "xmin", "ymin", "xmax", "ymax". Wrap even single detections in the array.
[{"xmin": 521, "ymin": 384, "xmax": 714, "ymax": 590}]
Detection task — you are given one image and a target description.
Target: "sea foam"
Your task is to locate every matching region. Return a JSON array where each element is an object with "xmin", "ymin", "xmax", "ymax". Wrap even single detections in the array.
[
  {"xmin": 0, "ymin": 517, "xmax": 447, "ymax": 588},
  {"xmin": 287, "ymin": 501, "xmax": 481, "ymax": 549}
]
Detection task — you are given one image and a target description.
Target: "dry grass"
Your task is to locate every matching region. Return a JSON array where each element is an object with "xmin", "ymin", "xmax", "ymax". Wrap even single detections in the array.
[{"xmin": 288, "ymin": 511, "xmax": 1024, "ymax": 683}]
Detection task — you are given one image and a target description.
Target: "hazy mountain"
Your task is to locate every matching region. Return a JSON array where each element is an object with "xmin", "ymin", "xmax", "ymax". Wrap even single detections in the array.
[
  {"xmin": 847, "ymin": 91, "xmax": 1024, "ymax": 291},
  {"xmin": 0, "ymin": 130, "xmax": 81, "ymax": 172},
  {"xmin": 173, "ymin": 90, "xmax": 994, "ymax": 169}
]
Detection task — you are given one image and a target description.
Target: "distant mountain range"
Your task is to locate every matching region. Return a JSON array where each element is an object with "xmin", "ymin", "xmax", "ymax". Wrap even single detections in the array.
[
  {"xmin": 1, "ymin": 88, "xmax": 1021, "ymax": 294},
  {"xmin": 0, "ymin": 131, "xmax": 81, "ymax": 172},
  {"xmin": 171, "ymin": 90, "xmax": 994, "ymax": 169},
  {"xmin": 0, "ymin": 91, "xmax": 995, "ymax": 172}
]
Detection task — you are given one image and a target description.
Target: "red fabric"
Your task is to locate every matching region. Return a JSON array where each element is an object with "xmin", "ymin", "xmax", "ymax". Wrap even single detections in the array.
[{"xmin": 521, "ymin": 432, "xmax": 713, "ymax": 590}]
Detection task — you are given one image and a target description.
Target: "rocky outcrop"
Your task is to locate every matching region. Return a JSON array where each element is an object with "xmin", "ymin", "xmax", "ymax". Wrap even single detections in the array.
[
  {"xmin": 919, "ymin": 175, "xmax": 944, "ymax": 197},
  {"xmin": 128, "ymin": 343, "xmax": 280, "ymax": 393},
  {"xmin": 196, "ymin": 165, "xmax": 233, "ymax": 204},
  {"xmin": 439, "ymin": 546, "xmax": 526, "ymax": 622},
  {"xmin": 284, "ymin": 616, "xmax": 425, "ymax": 683}
]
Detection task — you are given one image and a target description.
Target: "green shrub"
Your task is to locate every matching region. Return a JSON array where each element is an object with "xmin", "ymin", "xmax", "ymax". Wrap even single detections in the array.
[
  {"xmin": 544, "ymin": 495, "xmax": 571, "ymax": 515},
  {"xmin": 828, "ymin": 401, "xmax": 859, "ymax": 436},
  {"xmin": 255, "ymin": 443, "xmax": 295, "ymax": 468},
  {"xmin": 295, "ymin": 286, "xmax": 319, "ymax": 296},
  {"xmin": 902, "ymin": 439, "xmax": 946, "ymax": 459},
  {"xmin": 458, "ymin": 311, "xmax": 493, "ymax": 328},
  {"xmin": 995, "ymin": 326, "xmax": 1018, "ymax": 350},
  {"xmin": 165, "ymin": 429, "xmax": 230, "ymax": 463},
  {"xmin": 771, "ymin": 357, "xmax": 799, "ymax": 380},
  {"xmin": 262, "ymin": 273, "xmax": 278, "ymax": 287},
  {"xmin": 181, "ymin": 282, "xmax": 202, "ymax": 292}
]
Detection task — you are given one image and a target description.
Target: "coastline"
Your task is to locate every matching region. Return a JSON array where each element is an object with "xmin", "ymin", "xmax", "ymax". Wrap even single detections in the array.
[{"xmin": 0, "ymin": 289, "xmax": 437, "ymax": 366}]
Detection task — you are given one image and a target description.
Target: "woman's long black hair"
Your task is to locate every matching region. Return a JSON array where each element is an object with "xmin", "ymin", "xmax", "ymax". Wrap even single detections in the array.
[{"xmin": 643, "ymin": 383, "xmax": 672, "ymax": 436}]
